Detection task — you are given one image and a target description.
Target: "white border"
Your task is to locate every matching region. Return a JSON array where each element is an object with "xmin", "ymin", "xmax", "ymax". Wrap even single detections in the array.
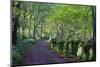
[
  {"xmin": 0, "ymin": 0, "xmax": 10, "ymax": 67},
  {"xmin": 0, "ymin": 0, "xmax": 100, "ymax": 67},
  {"xmin": 20, "ymin": 0, "xmax": 96, "ymax": 5}
]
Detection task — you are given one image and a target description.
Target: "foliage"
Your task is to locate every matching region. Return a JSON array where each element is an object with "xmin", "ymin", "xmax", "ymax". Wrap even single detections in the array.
[
  {"xmin": 12, "ymin": 0, "xmax": 96, "ymax": 63},
  {"xmin": 12, "ymin": 38, "xmax": 36, "ymax": 64}
]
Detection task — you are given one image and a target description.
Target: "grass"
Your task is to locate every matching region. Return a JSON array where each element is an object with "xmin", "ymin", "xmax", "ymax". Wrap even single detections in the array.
[{"xmin": 12, "ymin": 38, "xmax": 36, "ymax": 65}]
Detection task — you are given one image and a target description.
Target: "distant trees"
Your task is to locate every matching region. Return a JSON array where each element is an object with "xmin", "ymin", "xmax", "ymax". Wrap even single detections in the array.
[{"xmin": 12, "ymin": 1, "xmax": 51, "ymax": 40}]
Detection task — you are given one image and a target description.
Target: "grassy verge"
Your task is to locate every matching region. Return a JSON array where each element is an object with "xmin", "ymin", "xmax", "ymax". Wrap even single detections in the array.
[{"xmin": 12, "ymin": 38, "xmax": 36, "ymax": 65}]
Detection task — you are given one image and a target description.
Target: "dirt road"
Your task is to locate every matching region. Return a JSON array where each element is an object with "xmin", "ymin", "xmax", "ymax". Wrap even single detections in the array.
[{"xmin": 21, "ymin": 40, "xmax": 76, "ymax": 65}]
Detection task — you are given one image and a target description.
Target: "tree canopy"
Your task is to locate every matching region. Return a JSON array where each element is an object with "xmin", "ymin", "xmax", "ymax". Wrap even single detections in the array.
[{"xmin": 12, "ymin": 1, "xmax": 96, "ymax": 64}]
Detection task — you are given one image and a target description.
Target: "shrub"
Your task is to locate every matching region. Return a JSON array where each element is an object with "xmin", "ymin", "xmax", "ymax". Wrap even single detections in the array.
[
  {"xmin": 12, "ymin": 38, "xmax": 36, "ymax": 65},
  {"xmin": 12, "ymin": 50, "xmax": 22, "ymax": 64}
]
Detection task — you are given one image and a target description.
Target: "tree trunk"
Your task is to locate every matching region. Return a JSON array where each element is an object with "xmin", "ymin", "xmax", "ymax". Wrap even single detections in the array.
[
  {"xmin": 22, "ymin": 27, "xmax": 25, "ymax": 39},
  {"xmin": 33, "ymin": 23, "xmax": 36, "ymax": 39},
  {"xmin": 12, "ymin": 16, "xmax": 19, "ymax": 45},
  {"xmin": 40, "ymin": 23, "xmax": 43, "ymax": 38}
]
